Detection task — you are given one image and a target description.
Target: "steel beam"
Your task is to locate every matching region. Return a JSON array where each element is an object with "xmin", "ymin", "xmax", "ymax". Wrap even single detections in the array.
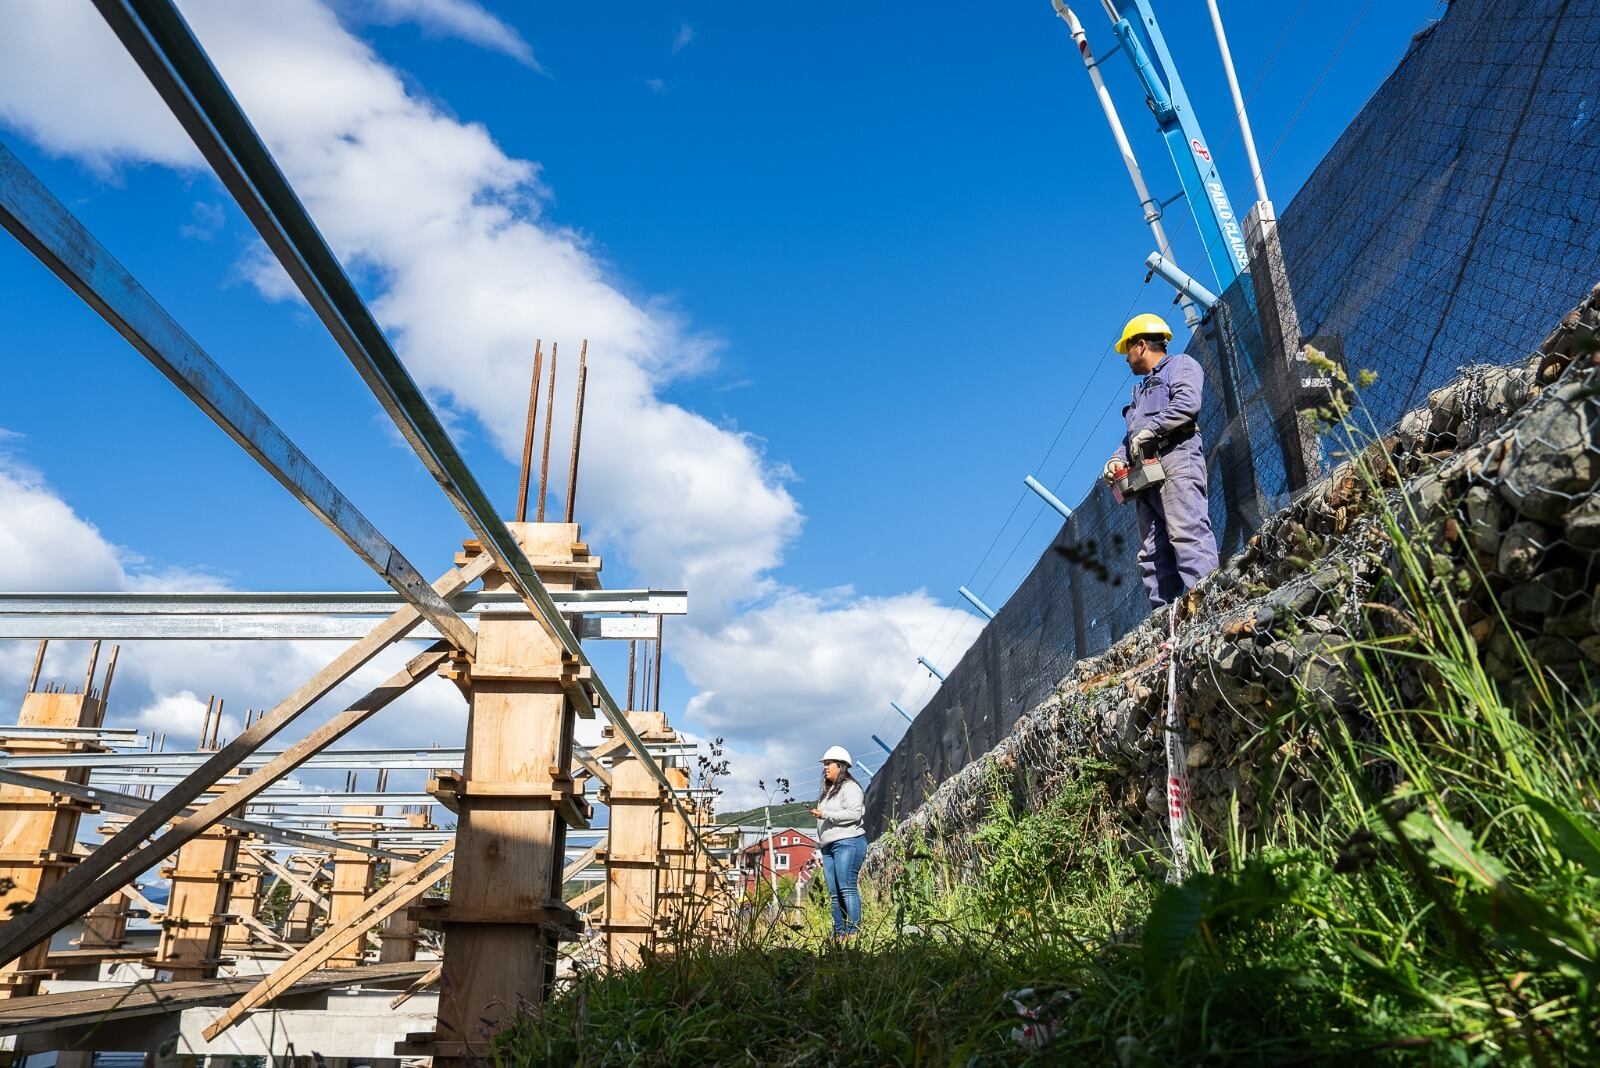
[
  {"xmin": 0, "ymin": 767, "xmax": 408, "ymax": 861},
  {"xmin": 0, "ymin": 589, "xmax": 688, "ymax": 615},
  {"xmin": 89, "ymin": 0, "xmax": 705, "ymax": 831},
  {"xmin": 0, "ymin": 590, "xmax": 682, "ymax": 641},
  {"xmin": 0, "ymin": 140, "xmax": 475, "ymax": 659},
  {"xmin": 0, "ymin": 748, "xmax": 466, "ymax": 772}
]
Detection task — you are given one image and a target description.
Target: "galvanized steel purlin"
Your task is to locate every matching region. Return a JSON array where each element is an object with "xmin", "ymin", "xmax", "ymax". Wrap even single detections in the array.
[
  {"xmin": 0, "ymin": 140, "xmax": 475, "ymax": 659},
  {"xmin": 0, "ymin": 767, "xmax": 409, "ymax": 862},
  {"xmin": 0, "ymin": 590, "xmax": 690, "ymax": 616},
  {"xmin": 95, "ymin": 0, "xmax": 706, "ymax": 827}
]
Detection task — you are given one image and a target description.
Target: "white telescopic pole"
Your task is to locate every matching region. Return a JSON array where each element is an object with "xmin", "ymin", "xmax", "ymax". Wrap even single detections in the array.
[
  {"xmin": 1204, "ymin": 0, "xmax": 1272, "ymax": 211},
  {"xmin": 763, "ymin": 803, "xmax": 779, "ymax": 911},
  {"xmin": 1052, "ymin": 1, "xmax": 1198, "ymax": 326}
]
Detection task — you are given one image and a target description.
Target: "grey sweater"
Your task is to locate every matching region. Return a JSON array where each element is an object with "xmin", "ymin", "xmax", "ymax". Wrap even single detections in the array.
[{"xmin": 816, "ymin": 779, "xmax": 866, "ymax": 845}]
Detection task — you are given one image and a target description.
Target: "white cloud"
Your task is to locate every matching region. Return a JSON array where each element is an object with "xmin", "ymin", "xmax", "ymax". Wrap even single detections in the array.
[
  {"xmin": 342, "ymin": 0, "xmax": 540, "ymax": 69},
  {"xmin": 0, "ymin": 4, "xmax": 197, "ymax": 172},
  {"xmin": 672, "ymin": 23, "xmax": 694, "ymax": 54},
  {"xmin": 0, "ymin": 462, "xmax": 131, "ymax": 592},
  {"xmin": 676, "ymin": 589, "xmax": 984, "ymax": 808},
  {"xmin": 0, "ymin": 452, "xmax": 465, "ymax": 785},
  {"xmin": 0, "ymin": 1, "xmax": 987, "ymax": 806},
  {"xmin": 645, "ymin": 77, "xmax": 667, "ymax": 94}
]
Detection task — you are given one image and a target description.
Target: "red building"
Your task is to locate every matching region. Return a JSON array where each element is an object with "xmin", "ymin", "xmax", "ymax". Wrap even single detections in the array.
[{"xmin": 738, "ymin": 827, "xmax": 818, "ymax": 895}]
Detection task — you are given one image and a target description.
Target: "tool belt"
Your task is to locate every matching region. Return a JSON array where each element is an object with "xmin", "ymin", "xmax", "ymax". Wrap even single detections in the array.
[{"xmin": 1153, "ymin": 423, "xmax": 1198, "ymax": 451}]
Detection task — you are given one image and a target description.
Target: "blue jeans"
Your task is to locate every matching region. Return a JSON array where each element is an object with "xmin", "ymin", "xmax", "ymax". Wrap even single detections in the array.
[{"xmin": 820, "ymin": 835, "xmax": 866, "ymax": 935}]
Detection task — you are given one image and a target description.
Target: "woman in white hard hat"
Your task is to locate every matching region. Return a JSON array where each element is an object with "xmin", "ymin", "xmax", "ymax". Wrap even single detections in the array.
[{"xmin": 809, "ymin": 745, "xmax": 867, "ymax": 938}]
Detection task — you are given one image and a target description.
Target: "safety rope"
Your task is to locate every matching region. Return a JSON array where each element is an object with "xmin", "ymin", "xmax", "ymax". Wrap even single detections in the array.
[{"xmin": 1160, "ymin": 602, "xmax": 1191, "ymax": 883}]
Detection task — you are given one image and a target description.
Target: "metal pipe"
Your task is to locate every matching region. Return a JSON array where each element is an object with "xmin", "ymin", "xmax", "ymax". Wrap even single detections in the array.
[
  {"xmin": 1052, "ymin": 1, "xmax": 1197, "ymax": 325},
  {"xmin": 957, "ymin": 586, "xmax": 997, "ymax": 620},
  {"xmin": 871, "ymin": 735, "xmax": 893, "ymax": 757},
  {"xmin": 917, "ymin": 656, "xmax": 946, "ymax": 682},
  {"xmin": 1204, "ymin": 0, "xmax": 1272, "ymax": 210},
  {"xmin": 537, "ymin": 341, "xmax": 559, "ymax": 522},
  {"xmin": 1145, "ymin": 251, "xmax": 1219, "ymax": 310},
  {"xmin": 890, "ymin": 701, "xmax": 913, "ymax": 724},
  {"xmin": 515, "ymin": 340, "xmax": 543, "ymax": 523},
  {"xmin": 564, "ymin": 338, "xmax": 588, "ymax": 524},
  {"xmin": 1024, "ymin": 474, "xmax": 1075, "ymax": 521}
]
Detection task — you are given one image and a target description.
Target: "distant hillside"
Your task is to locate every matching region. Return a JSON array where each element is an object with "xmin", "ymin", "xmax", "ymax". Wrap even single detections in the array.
[{"xmin": 716, "ymin": 800, "xmax": 817, "ymax": 829}]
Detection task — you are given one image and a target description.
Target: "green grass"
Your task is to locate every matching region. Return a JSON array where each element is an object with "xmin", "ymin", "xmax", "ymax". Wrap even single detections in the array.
[{"xmin": 493, "ymin": 393, "xmax": 1600, "ymax": 1066}]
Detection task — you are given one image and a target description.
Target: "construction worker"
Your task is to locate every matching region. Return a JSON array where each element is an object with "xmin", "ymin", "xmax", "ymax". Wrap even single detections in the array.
[{"xmin": 1102, "ymin": 313, "xmax": 1220, "ymax": 609}]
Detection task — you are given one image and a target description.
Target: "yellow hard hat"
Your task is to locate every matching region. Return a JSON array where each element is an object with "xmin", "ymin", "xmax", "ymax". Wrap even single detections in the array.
[{"xmin": 1116, "ymin": 313, "xmax": 1173, "ymax": 354}]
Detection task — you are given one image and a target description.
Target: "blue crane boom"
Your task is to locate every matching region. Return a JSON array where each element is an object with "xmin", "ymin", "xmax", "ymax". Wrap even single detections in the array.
[{"xmin": 1103, "ymin": 0, "xmax": 1250, "ymax": 291}]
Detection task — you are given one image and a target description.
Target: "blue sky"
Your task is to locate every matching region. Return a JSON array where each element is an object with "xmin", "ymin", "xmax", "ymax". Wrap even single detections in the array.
[{"xmin": 0, "ymin": 0, "xmax": 1444, "ymax": 802}]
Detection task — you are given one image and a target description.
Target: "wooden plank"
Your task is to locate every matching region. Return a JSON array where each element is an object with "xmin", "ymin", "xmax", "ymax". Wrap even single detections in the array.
[
  {"xmin": 0, "ymin": 961, "xmax": 433, "ymax": 1037},
  {"xmin": 389, "ymin": 963, "xmax": 440, "ymax": 1009},
  {"xmin": 229, "ymin": 911, "xmax": 297, "ymax": 954},
  {"xmin": 201, "ymin": 839, "xmax": 452, "ymax": 1040},
  {"xmin": 566, "ymin": 883, "xmax": 604, "ymax": 911},
  {"xmin": 247, "ymin": 847, "xmax": 328, "ymax": 912},
  {"xmin": 0, "ymin": 556, "xmax": 487, "ymax": 970}
]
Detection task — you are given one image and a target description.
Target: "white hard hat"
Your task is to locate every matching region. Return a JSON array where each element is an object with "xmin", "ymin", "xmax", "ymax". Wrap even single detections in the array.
[{"xmin": 819, "ymin": 745, "xmax": 853, "ymax": 767}]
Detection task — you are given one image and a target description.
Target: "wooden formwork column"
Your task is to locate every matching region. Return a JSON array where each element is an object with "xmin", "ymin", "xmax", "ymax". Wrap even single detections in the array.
[
  {"xmin": 76, "ymin": 891, "xmax": 130, "ymax": 957},
  {"xmin": 0, "ymin": 660, "xmax": 110, "ymax": 998},
  {"xmin": 222, "ymin": 842, "xmax": 266, "ymax": 955},
  {"xmin": 693, "ymin": 807, "xmax": 733, "ymax": 940},
  {"xmin": 327, "ymin": 806, "xmax": 379, "ymax": 967},
  {"xmin": 153, "ymin": 819, "xmax": 242, "ymax": 981},
  {"xmin": 656, "ymin": 766, "xmax": 691, "ymax": 937},
  {"xmin": 410, "ymin": 523, "xmax": 595, "ymax": 1063},
  {"xmin": 599, "ymin": 712, "xmax": 674, "ymax": 968}
]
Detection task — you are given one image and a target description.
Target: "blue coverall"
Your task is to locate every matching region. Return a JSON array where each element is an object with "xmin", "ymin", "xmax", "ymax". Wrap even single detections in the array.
[{"xmin": 1121, "ymin": 352, "xmax": 1220, "ymax": 609}]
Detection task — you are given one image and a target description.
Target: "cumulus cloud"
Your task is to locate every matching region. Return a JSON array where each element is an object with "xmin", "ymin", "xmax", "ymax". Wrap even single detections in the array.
[
  {"xmin": 0, "ymin": 450, "xmax": 463, "ymax": 794},
  {"xmin": 0, "ymin": 1, "xmax": 983, "ymax": 810},
  {"xmin": 342, "ymin": 0, "xmax": 540, "ymax": 68},
  {"xmin": 676, "ymin": 589, "xmax": 985, "ymax": 806}
]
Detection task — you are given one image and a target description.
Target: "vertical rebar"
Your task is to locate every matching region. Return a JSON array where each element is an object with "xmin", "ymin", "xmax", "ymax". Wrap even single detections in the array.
[
  {"xmin": 652, "ymin": 629, "xmax": 665, "ymax": 712},
  {"xmin": 626, "ymin": 639, "xmax": 638, "ymax": 711},
  {"xmin": 640, "ymin": 648, "xmax": 652, "ymax": 714},
  {"xmin": 515, "ymin": 340, "xmax": 544, "ymax": 522},
  {"xmin": 537, "ymin": 341, "xmax": 560, "ymax": 522},
  {"xmin": 26, "ymin": 640, "xmax": 46, "ymax": 694},
  {"xmin": 564, "ymin": 338, "xmax": 589, "ymax": 524},
  {"xmin": 99, "ymin": 646, "xmax": 120, "ymax": 710},
  {"xmin": 81, "ymin": 640, "xmax": 101, "ymax": 697}
]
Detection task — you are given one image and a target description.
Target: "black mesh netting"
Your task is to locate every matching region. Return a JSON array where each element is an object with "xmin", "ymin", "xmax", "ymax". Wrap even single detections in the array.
[{"xmin": 866, "ymin": 0, "xmax": 1600, "ymax": 834}]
